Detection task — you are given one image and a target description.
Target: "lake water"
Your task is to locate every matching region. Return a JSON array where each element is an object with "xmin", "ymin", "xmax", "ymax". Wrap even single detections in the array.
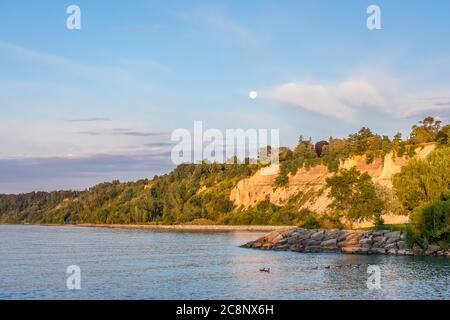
[{"xmin": 0, "ymin": 225, "xmax": 449, "ymax": 300}]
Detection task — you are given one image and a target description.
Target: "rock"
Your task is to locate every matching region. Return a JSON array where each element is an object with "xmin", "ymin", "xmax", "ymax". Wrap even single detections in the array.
[
  {"xmin": 397, "ymin": 241, "xmax": 408, "ymax": 250},
  {"xmin": 323, "ymin": 229, "xmax": 340, "ymax": 241},
  {"xmin": 303, "ymin": 239, "xmax": 322, "ymax": 247},
  {"xmin": 272, "ymin": 244, "xmax": 289, "ymax": 251},
  {"xmin": 337, "ymin": 240, "xmax": 360, "ymax": 248},
  {"xmin": 359, "ymin": 238, "xmax": 373, "ymax": 246},
  {"xmin": 385, "ymin": 231, "xmax": 401, "ymax": 243},
  {"xmin": 385, "ymin": 243, "xmax": 398, "ymax": 251},
  {"xmin": 372, "ymin": 236, "xmax": 387, "ymax": 245},
  {"xmin": 372, "ymin": 231, "xmax": 385, "ymax": 237},
  {"xmin": 412, "ymin": 244, "xmax": 424, "ymax": 256},
  {"xmin": 272, "ymin": 234, "xmax": 284, "ymax": 244},
  {"xmin": 310, "ymin": 230, "xmax": 325, "ymax": 241},
  {"xmin": 387, "ymin": 248, "xmax": 398, "ymax": 255},
  {"xmin": 355, "ymin": 247, "xmax": 370, "ymax": 254},
  {"xmin": 304, "ymin": 246, "xmax": 322, "ymax": 253},
  {"xmin": 341, "ymin": 246, "xmax": 360, "ymax": 254},
  {"xmin": 294, "ymin": 228, "xmax": 314, "ymax": 240},
  {"xmin": 321, "ymin": 238, "xmax": 337, "ymax": 248},
  {"xmin": 425, "ymin": 244, "xmax": 441, "ymax": 254},
  {"xmin": 370, "ymin": 248, "xmax": 386, "ymax": 254},
  {"xmin": 344, "ymin": 232, "xmax": 361, "ymax": 242},
  {"xmin": 337, "ymin": 230, "xmax": 347, "ymax": 242},
  {"xmin": 289, "ymin": 244, "xmax": 304, "ymax": 252}
]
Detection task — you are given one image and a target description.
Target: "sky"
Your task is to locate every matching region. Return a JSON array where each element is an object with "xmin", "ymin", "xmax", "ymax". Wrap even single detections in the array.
[{"xmin": 1, "ymin": 0, "xmax": 450, "ymax": 193}]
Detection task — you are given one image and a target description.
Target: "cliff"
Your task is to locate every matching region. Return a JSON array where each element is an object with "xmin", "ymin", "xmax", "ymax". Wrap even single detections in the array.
[{"xmin": 230, "ymin": 143, "xmax": 437, "ymax": 225}]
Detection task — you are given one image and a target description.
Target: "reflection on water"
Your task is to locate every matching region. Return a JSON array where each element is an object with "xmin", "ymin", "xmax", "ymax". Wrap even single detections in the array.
[{"xmin": 0, "ymin": 225, "xmax": 449, "ymax": 299}]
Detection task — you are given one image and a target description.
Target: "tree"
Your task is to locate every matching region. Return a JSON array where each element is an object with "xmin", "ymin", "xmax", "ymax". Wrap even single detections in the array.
[
  {"xmin": 410, "ymin": 116, "xmax": 442, "ymax": 144},
  {"xmin": 393, "ymin": 147, "xmax": 450, "ymax": 211},
  {"xmin": 326, "ymin": 167, "xmax": 385, "ymax": 224},
  {"xmin": 436, "ymin": 124, "xmax": 450, "ymax": 144}
]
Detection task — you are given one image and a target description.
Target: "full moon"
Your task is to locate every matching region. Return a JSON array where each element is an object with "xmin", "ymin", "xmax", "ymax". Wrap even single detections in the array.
[{"xmin": 249, "ymin": 91, "xmax": 258, "ymax": 99}]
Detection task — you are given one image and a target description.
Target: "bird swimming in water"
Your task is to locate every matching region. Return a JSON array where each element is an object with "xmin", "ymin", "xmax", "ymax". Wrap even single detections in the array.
[{"xmin": 259, "ymin": 267, "xmax": 270, "ymax": 273}]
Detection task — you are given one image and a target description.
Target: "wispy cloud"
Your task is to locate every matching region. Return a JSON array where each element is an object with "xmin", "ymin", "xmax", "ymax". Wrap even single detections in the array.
[
  {"xmin": 114, "ymin": 130, "xmax": 169, "ymax": 137},
  {"xmin": 67, "ymin": 117, "xmax": 111, "ymax": 123},
  {"xmin": 76, "ymin": 128, "xmax": 171, "ymax": 137},
  {"xmin": 0, "ymin": 151, "xmax": 174, "ymax": 193},
  {"xmin": 0, "ymin": 40, "xmax": 98, "ymax": 78},
  {"xmin": 263, "ymin": 71, "xmax": 450, "ymax": 121},
  {"xmin": 180, "ymin": 7, "xmax": 259, "ymax": 50}
]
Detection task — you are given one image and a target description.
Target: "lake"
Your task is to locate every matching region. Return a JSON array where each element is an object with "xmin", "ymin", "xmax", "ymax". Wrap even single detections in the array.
[{"xmin": 0, "ymin": 225, "xmax": 449, "ymax": 299}]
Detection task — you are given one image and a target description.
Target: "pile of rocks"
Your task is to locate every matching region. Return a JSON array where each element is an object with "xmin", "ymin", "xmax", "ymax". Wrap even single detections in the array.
[{"xmin": 241, "ymin": 228, "xmax": 450, "ymax": 256}]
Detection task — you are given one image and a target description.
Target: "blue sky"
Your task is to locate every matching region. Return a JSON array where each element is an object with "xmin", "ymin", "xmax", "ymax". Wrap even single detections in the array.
[{"xmin": 1, "ymin": 0, "xmax": 450, "ymax": 193}]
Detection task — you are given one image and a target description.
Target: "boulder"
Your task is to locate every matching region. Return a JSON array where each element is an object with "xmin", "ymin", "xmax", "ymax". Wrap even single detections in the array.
[
  {"xmin": 337, "ymin": 240, "xmax": 360, "ymax": 248},
  {"xmin": 387, "ymin": 248, "xmax": 398, "ymax": 255},
  {"xmin": 323, "ymin": 229, "xmax": 340, "ymax": 241},
  {"xmin": 369, "ymin": 248, "xmax": 386, "ymax": 254},
  {"xmin": 337, "ymin": 230, "xmax": 348, "ymax": 242},
  {"xmin": 310, "ymin": 230, "xmax": 325, "ymax": 241},
  {"xmin": 297, "ymin": 229, "xmax": 315, "ymax": 240},
  {"xmin": 397, "ymin": 241, "xmax": 408, "ymax": 250},
  {"xmin": 385, "ymin": 231, "xmax": 401, "ymax": 243},
  {"xmin": 412, "ymin": 244, "xmax": 424, "ymax": 256},
  {"xmin": 303, "ymin": 239, "xmax": 322, "ymax": 247},
  {"xmin": 425, "ymin": 244, "xmax": 441, "ymax": 255},
  {"xmin": 385, "ymin": 243, "xmax": 398, "ymax": 251},
  {"xmin": 372, "ymin": 236, "xmax": 387, "ymax": 245},
  {"xmin": 289, "ymin": 244, "xmax": 304, "ymax": 252},
  {"xmin": 359, "ymin": 238, "xmax": 373, "ymax": 246},
  {"xmin": 321, "ymin": 238, "xmax": 337, "ymax": 248},
  {"xmin": 372, "ymin": 231, "xmax": 385, "ymax": 237},
  {"xmin": 304, "ymin": 246, "xmax": 322, "ymax": 253}
]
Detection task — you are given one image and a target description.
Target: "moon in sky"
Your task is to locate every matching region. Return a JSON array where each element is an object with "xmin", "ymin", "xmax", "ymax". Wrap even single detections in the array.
[{"xmin": 249, "ymin": 91, "xmax": 258, "ymax": 99}]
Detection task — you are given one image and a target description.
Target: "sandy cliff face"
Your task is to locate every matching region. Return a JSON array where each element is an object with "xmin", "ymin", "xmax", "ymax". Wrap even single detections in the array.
[{"xmin": 230, "ymin": 143, "xmax": 437, "ymax": 216}]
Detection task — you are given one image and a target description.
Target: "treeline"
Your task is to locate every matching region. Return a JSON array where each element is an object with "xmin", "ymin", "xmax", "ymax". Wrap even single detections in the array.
[
  {"xmin": 275, "ymin": 116, "xmax": 450, "ymax": 186},
  {"xmin": 0, "ymin": 163, "xmax": 260, "ymax": 225},
  {"xmin": 0, "ymin": 117, "xmax": 449, "ymax": 240}
]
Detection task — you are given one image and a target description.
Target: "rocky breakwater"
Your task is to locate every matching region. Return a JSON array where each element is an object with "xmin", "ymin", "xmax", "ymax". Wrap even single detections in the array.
[{"xmin": 241, "ymin": 228, "xmax": 450, "ymax": 256}]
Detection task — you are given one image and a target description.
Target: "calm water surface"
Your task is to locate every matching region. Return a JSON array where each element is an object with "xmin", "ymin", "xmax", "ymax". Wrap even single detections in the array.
[{"xmin": 0, "ymin": 225, "xmax": 449, "ymax": 299}]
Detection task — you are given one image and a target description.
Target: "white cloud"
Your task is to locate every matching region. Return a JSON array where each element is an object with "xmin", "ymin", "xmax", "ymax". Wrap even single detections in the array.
[{"xmin": 263, "ymin": 72, "xmax": 450, "ymax": 120}]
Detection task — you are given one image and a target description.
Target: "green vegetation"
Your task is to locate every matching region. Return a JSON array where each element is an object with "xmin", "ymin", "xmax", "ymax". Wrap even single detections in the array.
[
  {"xmin": 0, "ymin": 163, "xmax": 259, "ymax": 225},
  {"xmin": 326, "ymin": 167, "xmax": 385, "ymax": 224},
  {"xmin": 407, "ymin": 192, "xmax": 450, "ymax": 248},
  {"xmin": 393, "ymin": 147, "xmax": 450, "ymax": 211},
  {"xmin": 1, "ymin": 117, "xmax": 449, "ymax": 232}
]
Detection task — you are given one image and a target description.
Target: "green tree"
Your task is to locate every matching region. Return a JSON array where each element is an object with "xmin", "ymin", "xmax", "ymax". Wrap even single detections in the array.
[
  {"xmin": 393, "ymin": 147, "xmax": 450, "ymax": 211},
  {"xmin": 410, "ymin": 116, "xmax": 442, "ymax": 144},
  {"xmin": 326, "ymin": 167, "xmax": 385, "ymax": 224}
]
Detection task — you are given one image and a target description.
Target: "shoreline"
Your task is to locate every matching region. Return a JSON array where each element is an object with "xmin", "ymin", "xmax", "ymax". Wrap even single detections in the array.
[
  {"xmin": 36, "ymin": 223, "xmax": 291, "ymax": 233},
  {"xmin": 243, "ymin": 227, "xmax": 450, "ymax": 256}
]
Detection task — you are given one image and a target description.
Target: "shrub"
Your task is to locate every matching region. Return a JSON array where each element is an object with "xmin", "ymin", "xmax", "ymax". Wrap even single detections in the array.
[
  {"xmin": 407, "ymin": 192, "xmax": 450, "ymax": 248},
  {"xmin": 301, "ymin": 216, "xmax": 321, "ymax": 229}
]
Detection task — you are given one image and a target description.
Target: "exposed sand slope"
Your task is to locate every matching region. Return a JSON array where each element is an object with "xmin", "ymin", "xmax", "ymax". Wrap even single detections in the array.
[{"xmin": 230, "ymin": 143, "xmax": 437, "ymax": 217}]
